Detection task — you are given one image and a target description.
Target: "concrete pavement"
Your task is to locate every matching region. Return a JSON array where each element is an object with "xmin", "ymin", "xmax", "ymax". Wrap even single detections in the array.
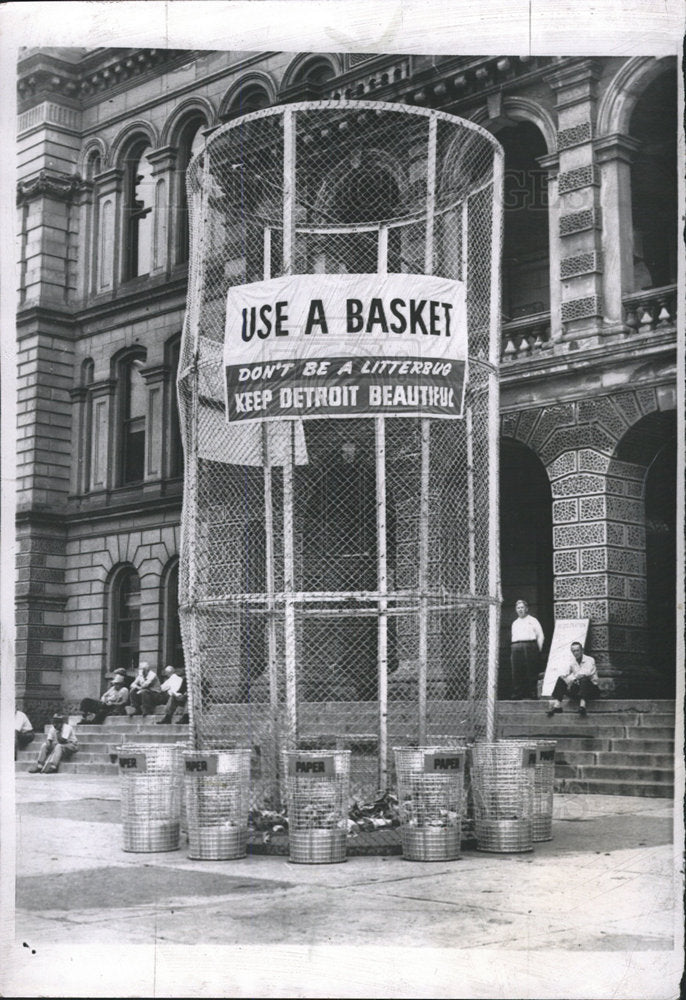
[{"xmin": 3, "ymin": 773, "xmax": 683, "ymax": 998}]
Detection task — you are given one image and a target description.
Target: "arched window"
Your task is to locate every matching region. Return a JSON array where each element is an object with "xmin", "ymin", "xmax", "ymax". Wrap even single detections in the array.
[
  {"xmin": 109, "ymin": 565, "xmax": 141, "ymax": 679},
  {"xmin": 166, "ymin": 336, "xmax": 184, "ymax": 479},
  {"xmin": 124, "ymin": 141, "xmax": 154, "ymax": 279},
  {"xmin": 161, "ymin": 559, "xmax": 184, "ymax": 671},
  {"xmin": 499, "ymin": 122, "xmax": 550, "ymax": 320},
  {"xmin": 116, "ymin": 350, "xmax": 147, "ymax": 486},
  {"xmin": 629, "ymin": 71, "xmax": 677, "ymax": 290},
  {"xmin": 175, "ymin": 118, "xmax": 206, "ymax": 265},
  {"xmin": 223, "ymin": 85, "xmax": 271, "ymax": 121}
]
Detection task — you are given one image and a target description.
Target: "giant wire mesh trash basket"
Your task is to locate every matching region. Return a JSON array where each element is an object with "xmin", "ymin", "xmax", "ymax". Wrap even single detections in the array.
[
  {"xmin": 470, "ymin": 741, "xmax": 536, "ymax": 853},
  {"xmin": 118, "ymin": 743, "xmax": 183, "ymax": 853},
  {"xmin": 394, "ymin": 746, "xmax": 466, "ymax": 861},
  {"xmin": 283, "ymin": 750, "xmax": 351, "ymax": 864},
  {"xmin": 184, "ymin": 748, "xmax": 252, "ymax": 860}
]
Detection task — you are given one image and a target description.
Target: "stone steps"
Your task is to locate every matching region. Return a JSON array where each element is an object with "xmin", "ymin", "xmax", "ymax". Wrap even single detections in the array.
[{"xmin": 17, "ymin": 700, "xmax": 675, "ymax": 797}]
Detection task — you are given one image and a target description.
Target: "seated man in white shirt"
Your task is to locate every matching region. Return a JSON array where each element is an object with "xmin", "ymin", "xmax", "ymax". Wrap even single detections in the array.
[
  {"xmin": 156, "ymin": 666, "xmax": 187, "ymax": 725},
  {"xmin": 28, "ymin": 714, "xmax": 78, "ymax": 773},
  {"xmin": 546, "ymin": 641, "xmax": 600, "ymax": 717},
  {"xmin": 128, "ymin": 660, "xmax": 163, "ymax": 716}
]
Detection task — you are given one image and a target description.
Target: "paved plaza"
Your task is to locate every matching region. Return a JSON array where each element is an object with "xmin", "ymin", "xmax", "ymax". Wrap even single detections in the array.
[{"xmin": 1, "ymin": 773, "xmax": 682, "ymax": 998}]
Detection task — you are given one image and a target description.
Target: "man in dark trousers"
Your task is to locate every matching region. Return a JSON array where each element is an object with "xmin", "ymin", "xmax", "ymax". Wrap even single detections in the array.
[{"xmin": 79, "ymin": 670, "xmax": 129, "ymax": 724}]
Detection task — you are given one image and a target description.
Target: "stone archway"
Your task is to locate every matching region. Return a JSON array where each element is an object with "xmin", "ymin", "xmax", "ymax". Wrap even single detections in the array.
[{"xmin": 612, "ymin": 409, "xmax": 677, "ymax": 695}]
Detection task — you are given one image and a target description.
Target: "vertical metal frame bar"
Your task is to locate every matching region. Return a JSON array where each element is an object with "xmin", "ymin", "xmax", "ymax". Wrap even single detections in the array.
[
  {"xmin": 486, "ymin": 148, "xmax": 504, "ymax": 742},
  {"xmin": 262, "ymin": 224, "xmax": 279, "ymax": 797},
  {"xmin": 418, "ymin": 122, "xmax": 436, "ymax": 743},
  {"xmin": 282, "ymin": 422, "xmax": 297, "ymax": 749},
  {"xmin": 282, "ymin": 110, "xmax": 298, "ymax": 749},
  {"xmin": 376, "ymin": 225, "xmax": 389, "ymax": 787},
  {"xmin": 463, "ymin": 198, "xmax": 477, "ymax": 710}
]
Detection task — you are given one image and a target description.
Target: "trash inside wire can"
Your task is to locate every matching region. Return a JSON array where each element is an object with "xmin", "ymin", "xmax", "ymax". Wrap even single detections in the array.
[
  {"xmin": 183, "ymin": 748, "xmax": 252, "ymax": 860},
  {"xmin": 470, "ymin": 741, "xmax": 536, "ymax": 853},
  {"xmin": 118, "ymin": 743, "xmax": 182, "ymax": 853},
  {"xmin": 394, "ymin": 746, "xmax": 466, "ymax": 861},
  {"xmin": 283, "ymin": 750, "xmax": 351, "ymax": 864}
]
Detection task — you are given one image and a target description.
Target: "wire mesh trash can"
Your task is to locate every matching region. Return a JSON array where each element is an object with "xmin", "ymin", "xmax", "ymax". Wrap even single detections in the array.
[
  {"xmin": 470, "ymin": 741, "xmax": 536, "ymax": 853},
  {"xmin": 283, "ymin": 750, "xmax": 351, "ymax": 864},
  {"xmin": 118, "ymin": 743, "xmax": 183, "ymax": 853},
  {"xmin": 526, "ymin": 740, "xmax": 557, "ymax": 842},
  {"xmin": 394, "ymin": 747, "xmax": 466, "ymax": 861},
  {"xmin": 183, "ymin": 749, "xmax": 252, "ymax": 860}
]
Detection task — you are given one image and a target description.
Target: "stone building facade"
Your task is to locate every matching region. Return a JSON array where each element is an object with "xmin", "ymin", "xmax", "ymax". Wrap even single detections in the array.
[{"xmin": 15, "ymin": 49, "xmax": 678, "ymax": 723}]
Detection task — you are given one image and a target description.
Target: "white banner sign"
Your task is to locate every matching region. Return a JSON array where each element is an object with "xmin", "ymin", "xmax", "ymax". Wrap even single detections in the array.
[{"xmin": 223, "ymin": 273, "xmax": 467, "ymax": 422}]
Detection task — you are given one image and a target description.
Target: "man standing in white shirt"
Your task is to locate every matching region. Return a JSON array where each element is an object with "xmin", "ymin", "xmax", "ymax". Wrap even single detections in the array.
[
  {"xmin": 546, "ymin": 641, "xmax": 600, "ymax": 717},
  {"xmin": 510, "ymin": 599, "xmax": 544, "ymax": 700}
]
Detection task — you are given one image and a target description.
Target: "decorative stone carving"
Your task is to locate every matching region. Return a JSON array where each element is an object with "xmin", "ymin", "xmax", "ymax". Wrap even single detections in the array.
[
  {"xmin": 552, "ymin": 499, "xmax": 578, "ymax": 523},
  {"xmin": 558, "ymin": 164, "xmax": 598, "ymax": 193},
  {"xmin": 560, "ymin": 250, "xmax": 603, "ymax": 278},
  {"xmin": 557, "ymin": 121, "xmax": 593, "ymax": 150},
  {"xmin": 561, "ymin": 295, "xmax": 603, "ymax": 322},
  {"xmin": 16, "ymin": 169, "xmax": 83, "ymax": 205},
  {"xmin": 559, "ymin": 207, "xmax": 601, "ymax": 236}
]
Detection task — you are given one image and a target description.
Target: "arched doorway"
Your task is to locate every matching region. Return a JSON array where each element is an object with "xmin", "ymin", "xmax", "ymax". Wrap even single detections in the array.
[
  {"xmin": 616, "ymin": 410, "xmax": 677, "ymax": 695},
  {"xmin": 499, "ymin": 439, "xmax": 553, "ymax": 697}
]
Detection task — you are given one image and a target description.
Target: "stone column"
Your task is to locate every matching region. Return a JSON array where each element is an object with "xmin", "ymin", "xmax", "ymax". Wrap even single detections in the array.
[{"xmin": 549, "ymin": 446, "xmax": 649, "ymax": 694}]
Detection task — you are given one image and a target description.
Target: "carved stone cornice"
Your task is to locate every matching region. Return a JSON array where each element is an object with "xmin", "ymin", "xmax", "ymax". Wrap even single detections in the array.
[
  {"xmin": 140, "ymin": 363, "xmax": 171, "ymax": 384},
  {"xmin": 17, "ymin": 48, "xmax": 191, "ymax": 111},
  {"xmin": 16, "ymin": 169, "xmax": 84, "ymax": 206},
  {"xmin": 593, "ymin": 133, "xmax": 642, "ymax": 165}
]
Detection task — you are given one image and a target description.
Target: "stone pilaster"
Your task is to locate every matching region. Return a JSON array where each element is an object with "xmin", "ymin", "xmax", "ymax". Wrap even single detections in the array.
[
  {"xmin": 545, "ymin": 61, "xmax": 605, "ymax": 342},
  {"xmin": 93, "ymin": 167, "xmax": 123, "ymax": 292},
  {"xmin": 147, "ymin": 146, "xmax": 177, "ymax": 275},
  {"xmin": 594, "ymin": 134, "xmax": 642, "ymax": 325}
]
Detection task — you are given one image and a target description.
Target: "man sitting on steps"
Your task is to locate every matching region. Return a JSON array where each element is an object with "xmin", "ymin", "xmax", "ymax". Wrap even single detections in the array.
[
  {"xmin": 157, "ymin": 666, "xmax": 188, "ymax": 725},
  {"xmin": 79, "ymin": 670, "xmax": 129, "ymax": 724},
  {"xmin": 546, "ymin": 641, "xmax": 600, "ymax": 718},
  {"xmin": 128, "ymin": 660, "xmax": 163, "ymax": 717},
  {"xmin": 28, "ymin": 714, "xmax": 78, "ymax": 773}
]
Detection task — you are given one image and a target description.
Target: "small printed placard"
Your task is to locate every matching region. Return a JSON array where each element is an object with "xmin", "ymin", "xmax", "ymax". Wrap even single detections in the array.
[
  {"xmin": 184, "ymin": 755, "xmax": 218, "ymax": 776},
  {"xmin": 288, "ymin": 755, "xmax": 335, "ymax": 777},
  {"xmin": 118, "ymin": 753, "xmax": 147, "ymax": 773},
  {"xmin": 423, "ymin": 751, "xmax": 464, "ymax": 774}
]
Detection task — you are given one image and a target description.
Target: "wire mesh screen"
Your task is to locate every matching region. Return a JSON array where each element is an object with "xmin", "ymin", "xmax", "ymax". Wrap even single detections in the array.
[{"xmin": 178, "ymin": 102, "xmax": 503, "ymax": 824}]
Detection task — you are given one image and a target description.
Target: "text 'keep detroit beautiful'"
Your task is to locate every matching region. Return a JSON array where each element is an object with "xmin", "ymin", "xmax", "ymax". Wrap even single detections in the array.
[{"xmin": 224, "ymin": 293, "xmax": 466, "ymax": 421}]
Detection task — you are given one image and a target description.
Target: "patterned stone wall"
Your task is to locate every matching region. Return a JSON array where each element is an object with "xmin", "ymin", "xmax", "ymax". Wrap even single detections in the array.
[{"xmin": 502, "ymin": 386, "xmax": 674, "ymax": 692}]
